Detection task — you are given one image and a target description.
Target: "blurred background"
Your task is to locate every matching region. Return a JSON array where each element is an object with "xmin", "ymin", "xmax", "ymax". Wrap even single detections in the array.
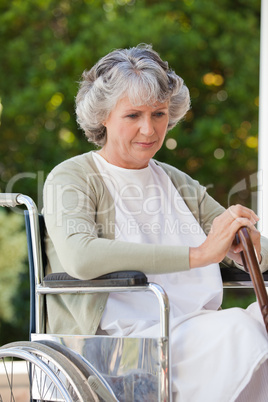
[{"xmin": 0, "ymin": 0, "xmax": 261, "ymax": 344}]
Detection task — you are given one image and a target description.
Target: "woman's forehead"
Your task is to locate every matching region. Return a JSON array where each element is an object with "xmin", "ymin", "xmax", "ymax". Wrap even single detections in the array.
[{"xmin": 116, "ymin": 96, "xmax": 169, "ymax": 111}]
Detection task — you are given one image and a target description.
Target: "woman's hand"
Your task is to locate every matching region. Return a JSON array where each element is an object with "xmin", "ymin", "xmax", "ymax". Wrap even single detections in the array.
[{"xmin": 189, "ymin": 205, "xmax": 261, "ymax": 268}]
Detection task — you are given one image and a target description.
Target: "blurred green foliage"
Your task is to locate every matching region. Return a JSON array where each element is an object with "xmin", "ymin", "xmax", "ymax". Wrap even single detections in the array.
[
  {"xmin": 0, "ymin": 209, "xmax": 29, "ymax": 344},
  {"xmin": 0, "ymin": 0, "xmax": 261, "ymax": 343},
  {"xmin": 0, "ymin": 210, "xmax": 27, "ymax": 321},
  {"xmin": 0, "ymin": 0, "xmax": 260, "ymax": 207}
]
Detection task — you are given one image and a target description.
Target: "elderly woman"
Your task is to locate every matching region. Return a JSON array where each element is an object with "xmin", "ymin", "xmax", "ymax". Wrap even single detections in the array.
[{"xmin": 43, "ymin": 44, "xmax": 268, "ymax": 401}]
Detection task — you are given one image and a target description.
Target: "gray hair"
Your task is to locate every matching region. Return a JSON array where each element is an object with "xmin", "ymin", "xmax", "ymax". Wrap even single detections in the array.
[{"xmin": 75, "ymin": 44, "xmax": 191, "ymax": 146}]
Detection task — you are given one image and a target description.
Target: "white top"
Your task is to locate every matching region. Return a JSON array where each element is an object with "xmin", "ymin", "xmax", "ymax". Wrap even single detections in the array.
[
  {"xmin": 92, "ymin": 153, "xmax": 268, "ymax": 402},
  {"xmin": 93, "ymin": 152, "xmax": 223, "ymax": 334}
]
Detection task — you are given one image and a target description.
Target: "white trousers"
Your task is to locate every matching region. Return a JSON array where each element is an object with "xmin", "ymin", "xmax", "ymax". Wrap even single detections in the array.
[
  {"xmin": 169, "ymin": 306, "xmax": 268, "ymax": 402},
  {"xmin": 235, "ymin": 360, "xmax": 268, "ymax": 402},
  {"xmin": 103, "ymin": 303, "xmax": 268, "ymax": 402}
]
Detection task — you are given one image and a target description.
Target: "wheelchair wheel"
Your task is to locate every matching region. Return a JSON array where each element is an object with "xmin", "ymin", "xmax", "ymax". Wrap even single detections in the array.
[
  {"xmin": 37, "ymin": 339, "xmax": 119, "ymax": 402},
  {"xmin": 0, "ymin": 341, "xmax": 99, "ymax": 401}
]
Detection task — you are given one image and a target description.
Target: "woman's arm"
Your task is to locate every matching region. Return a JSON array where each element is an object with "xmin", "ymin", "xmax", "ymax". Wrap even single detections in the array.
[{"xmin": 43, "ymin": 158, "xmax": 192, "ymax": 279}]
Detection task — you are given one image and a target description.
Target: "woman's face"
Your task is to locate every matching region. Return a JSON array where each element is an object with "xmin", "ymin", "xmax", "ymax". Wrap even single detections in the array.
[{"xmin": 100, "ymin": 97, "xmax": 169, "ymax": 169}]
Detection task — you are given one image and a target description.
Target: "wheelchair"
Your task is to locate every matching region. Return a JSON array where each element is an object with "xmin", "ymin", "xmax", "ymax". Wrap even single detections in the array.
[{"xmin": 0, "ymin": 193, "xmax": 268, "ymax": 402}]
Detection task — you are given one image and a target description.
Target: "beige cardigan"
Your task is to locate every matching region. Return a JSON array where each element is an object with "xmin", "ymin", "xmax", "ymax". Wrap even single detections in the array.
[{"xmin": 43, "ymin": 151, "xmax": 268, "ymax": 335}]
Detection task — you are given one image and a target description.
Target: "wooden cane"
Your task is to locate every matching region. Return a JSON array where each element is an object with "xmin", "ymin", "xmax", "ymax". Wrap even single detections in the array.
[{"xmin": 236, "ymin": 227, "xmax": 268, "ymax": 334}]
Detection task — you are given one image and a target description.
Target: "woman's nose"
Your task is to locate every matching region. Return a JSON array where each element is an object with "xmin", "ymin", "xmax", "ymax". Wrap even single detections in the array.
[{"xmin": 140, "ymin": 116, "xmax": 154, "ymax": 136}]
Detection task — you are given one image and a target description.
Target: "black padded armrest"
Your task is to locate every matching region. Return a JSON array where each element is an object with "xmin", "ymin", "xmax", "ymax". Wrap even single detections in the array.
[
  {"xmin": 220, "ymin": 265, "xmax": 268, "ymax": 283},
  {"xmin": 43, "ymin": 271, "xmax": 148, "ymax": 288},
  {"xmin": 221, "ymin": 266, "xmax": 250, "ymax": 282}
]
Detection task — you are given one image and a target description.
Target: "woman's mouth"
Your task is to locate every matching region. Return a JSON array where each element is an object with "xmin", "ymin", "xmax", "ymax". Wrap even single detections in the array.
[{"xmin": 135, "ymin": 141, "xmax": 156, "ymax": 148}]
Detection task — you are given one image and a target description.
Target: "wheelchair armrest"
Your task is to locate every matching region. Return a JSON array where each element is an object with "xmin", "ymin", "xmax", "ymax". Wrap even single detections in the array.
[
  {"xmin": 220, "ymin": 265, "xmax": 251, "ymax": 282},
  {"xmin": 220, "ymin": 265, "xmax": 268, "ymax": 284},
  {"xmin": 43, "ymin": 271, "xmax": 148, "ymax": 288},
  {"xmin": 40, "ymin": 271, "xmax": 169, "ymax": 338}
]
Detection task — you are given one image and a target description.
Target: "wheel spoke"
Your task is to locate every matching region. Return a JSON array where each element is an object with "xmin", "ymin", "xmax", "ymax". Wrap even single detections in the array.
[
  {"xmin": 2, "ymin": 358, "xmax": 15, "ymax": 402},
  {"xmin": 0, "ymin": 341, "xmax": 98, "ymax": 401}
]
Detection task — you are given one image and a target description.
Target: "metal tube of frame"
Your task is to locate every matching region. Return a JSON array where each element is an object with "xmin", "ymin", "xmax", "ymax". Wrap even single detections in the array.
[
  {"xmin": 148, "ymin": 283, "xmax": 170, "ymax": 401},
  {"xmin": 17, "ymin": 195, "xmax": 43, "ymax": 283},
  {"xmin": 17, "ymin": 194, "xmax": 45, "ymax": 334},
  {"xmin": 148, "ymin": 283, "xmax": 170, "ymax": 339},
  {"xmin": 37, "ymin": 283, "xmax": 169, "ymax": 337},
  {"xmin": 37, "ymin": 282, "xmax": 171, "ymax": 401}
]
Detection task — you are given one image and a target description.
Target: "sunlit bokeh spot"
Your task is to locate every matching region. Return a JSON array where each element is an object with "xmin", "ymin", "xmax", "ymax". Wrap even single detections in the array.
[
  {"xmin": 166, "ymin": 138, "xmax": 177, "ymax": 150},
  {"xmin": 203, "ymin": 72, "xmax": 224, "ymax": 86},
  {"xmin": 230, "ymin": 139, "xmax": 241, "ymax": 149},
  {"xmin": 59, "ymin": 128, "xmax": 75, "ymax": 145},
  {"xmin": 214, "ymin": 148, "xmax": 225, "ymax": 159},
  {"xmin": 236, "ymin": 127, "xmax": 247, "ymax": 139},
  {"xmin": 45, "ymin": 120, "xmax": 56, "ymax": 130},
  {"xmin": 217, "ymin": 90, "xmax": 228, "ymax": 101},
  {"xmin": 51, "ymin": 93, "xmax": 64, "ymax": 107},
  {"xmin": 245, "ymin": 136, "xmax": 258, "ymax": 149},
  {"xmin": 46, "ymin": 93, "xmax": 64, "ymax": 111},
  {"xmin": 241, "ymin": 121, "xmax": 251, "ymax": 130}
]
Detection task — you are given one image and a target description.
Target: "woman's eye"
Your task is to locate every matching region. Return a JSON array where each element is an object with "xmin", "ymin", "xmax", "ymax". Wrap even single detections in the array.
[
  {"xmin": 154, "ymin": 112, "xmax": 165, "ymax": 117},
  {"xmin": 126, "ymin": 114, "xmax": 138, "ymax": 119}
]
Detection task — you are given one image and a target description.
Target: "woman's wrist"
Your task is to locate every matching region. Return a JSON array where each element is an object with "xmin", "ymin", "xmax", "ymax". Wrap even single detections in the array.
[{"xmin": 189, "ymin": 246, "xmax": 209, "ymax": 269}]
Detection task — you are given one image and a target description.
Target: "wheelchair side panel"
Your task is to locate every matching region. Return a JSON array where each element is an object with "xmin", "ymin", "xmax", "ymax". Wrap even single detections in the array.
[{"xmin": 32, "ymin": 333, "xmax": 169, "ymax": 401}]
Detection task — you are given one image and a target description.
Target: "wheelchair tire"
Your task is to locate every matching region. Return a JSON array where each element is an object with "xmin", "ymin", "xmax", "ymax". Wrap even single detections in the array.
[
  {"xmin": 36, "ymin": 339, "xmax": 119, "ymax": 402},
  {"xmin": 0, "ymin": 341, "xmax": 99, "ymax": 402}
]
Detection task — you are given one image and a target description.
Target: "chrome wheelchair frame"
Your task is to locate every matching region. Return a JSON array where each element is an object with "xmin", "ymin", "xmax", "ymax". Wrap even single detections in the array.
[
  {"xmin": 0, "ymin": 193, "xmax": 268, "ymax": 401},
  {"xmin": 0, "ymin": 194, "xmax": 171, "ymax": 401}
]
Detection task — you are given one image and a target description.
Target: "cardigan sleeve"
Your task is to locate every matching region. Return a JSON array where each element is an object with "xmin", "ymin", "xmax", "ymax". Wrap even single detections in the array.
[{"xmin": 43, "ymin": 157, "xmax": 191, "ymax": 280}]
